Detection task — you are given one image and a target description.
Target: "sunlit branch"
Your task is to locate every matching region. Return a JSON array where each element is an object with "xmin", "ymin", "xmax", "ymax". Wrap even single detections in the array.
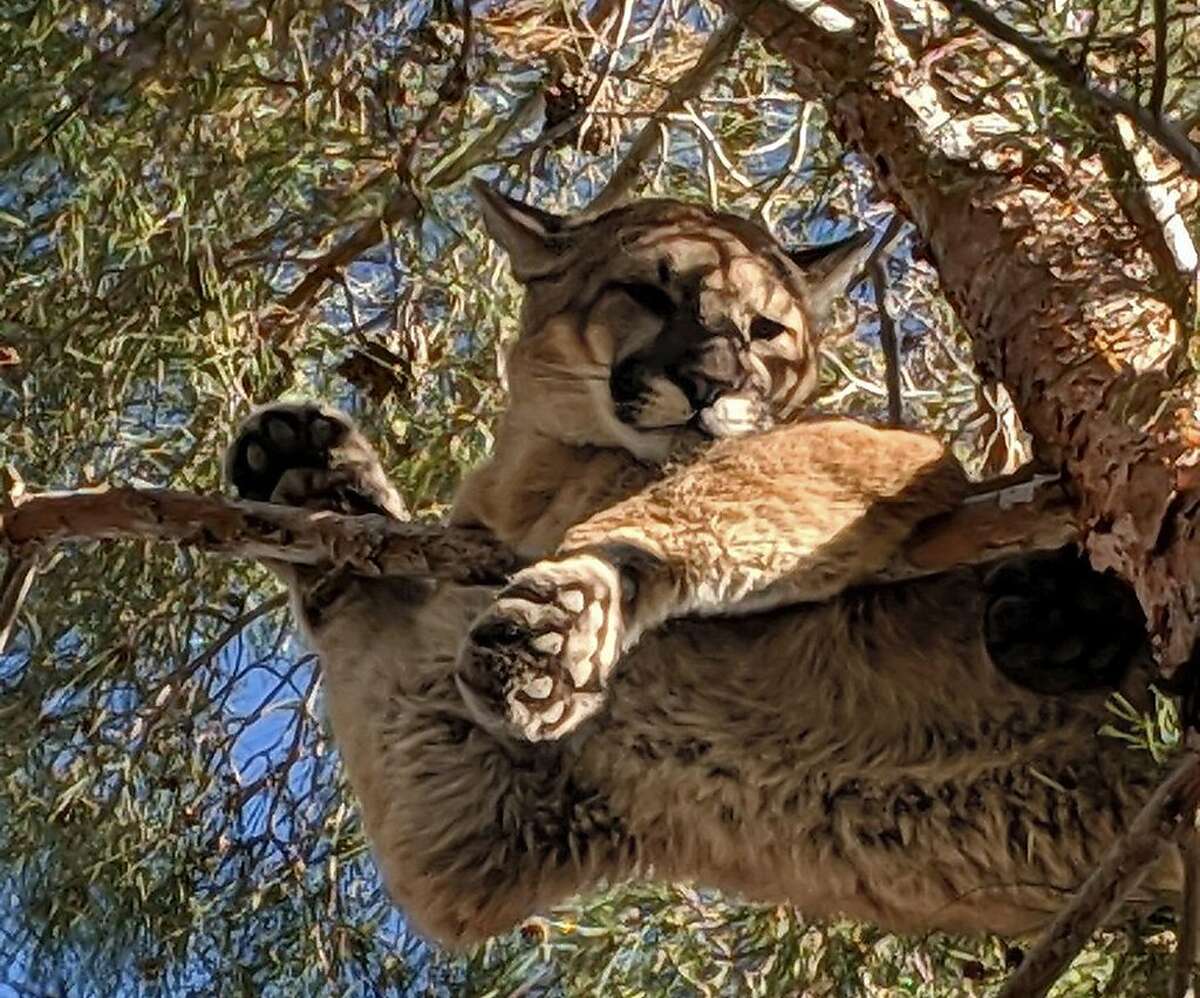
[
  {"xmin": 0, "ymin": 477, "xmax": 1080, "ymax": 625},
  {"xmin": 1092, "ymin": 120, "xmax": 1196, "ymax": 333},
  {"xmin": 920, "ymin": 0, "xmax": 1195, "ymax": 327},
  {"xmin": 940, "ymin": 0, "xmax": 1200, "ymax": 179},
  {"xmin": 0, "ymin": 488, "xmax": 518, "ymax": 592},
  {"xmin": 998, "ymin": 751, "xmax": 1200, "ymax": 998}
]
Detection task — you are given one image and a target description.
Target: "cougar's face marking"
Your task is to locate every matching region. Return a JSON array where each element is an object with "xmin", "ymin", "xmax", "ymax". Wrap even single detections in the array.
[
  {"xmin": 474, "ymin": 183, "xmax": 867, "ymax": 454},
  {"xmin": 592, "ymin": 205, "xmax": 820, "ymax": 434}
]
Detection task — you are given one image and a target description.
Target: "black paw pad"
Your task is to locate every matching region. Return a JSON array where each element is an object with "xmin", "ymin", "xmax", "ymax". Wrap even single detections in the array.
[
  {"xmin": 983, "ymin": 548, "xmax": 1148, "ymax": 694},
  {"xmin": 228, "ymin": 405, "xmax": 350, "ymax": 502}
]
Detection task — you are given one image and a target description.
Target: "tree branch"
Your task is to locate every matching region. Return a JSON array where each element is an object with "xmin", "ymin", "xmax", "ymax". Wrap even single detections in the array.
[
  {"xmin": 933, "ymin": 0, "xmax": 1195, "ymax": 331},
  {"xmin": 0, "ymin": 477, "xmax": 1079, "ymax": 652},
  {"xmin": 0, "ymin": 554, "xmax": 36, "ymax": 654},
  {"xmin": 998, "ymin": 751, "xmax": 1200, "ymax": 998},
  {"xmin": 0, "ymin": 488, "xmax": 518, "ymax": 587},
  {"xmin": 262, "ymin": 0, "xmax": 474, "ymax": 335},
  {"xmin": 272, "ymin": 182, "xmax": 421, "ymax": 323},
  {"xmin": 588, "ymin": 16, "xmax": 744, "ymax": 214},
  {"xmin": 867, "ymin": 214, "xmax": 907, "ymax": 426},
  {"xmin": 1173, "ymin": 813, "xmax": 1200, "ymax": 998},
  {"xmin": 1149, "ymin": 0, "xmax": 1170, "ymax": 121},
  {"xmin": 941, "ymin": 0, "xmax": 1200, "ymax": 179},
  {"xmin": 715, "ymin": 0, "xmax": 1200, "ymax": 674}
]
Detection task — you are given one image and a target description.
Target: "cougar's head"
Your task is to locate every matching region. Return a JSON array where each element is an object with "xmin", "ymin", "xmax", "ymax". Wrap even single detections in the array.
[{"xmin": 473, "ymin": 180, "xmax": 872, "ymax": 456}]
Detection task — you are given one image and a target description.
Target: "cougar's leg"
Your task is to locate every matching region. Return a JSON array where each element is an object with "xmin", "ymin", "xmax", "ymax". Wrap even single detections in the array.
[
  {"xmin": 226, "ymin": 401, "xmax": 411, "ymax": 614},
  {"xmin": 983, "ymin": 548, "xmax": 1149, "ymax": 694},
  {"xmin": 457, "ymin": 417, "xmax": 969, "ymax": 741}
]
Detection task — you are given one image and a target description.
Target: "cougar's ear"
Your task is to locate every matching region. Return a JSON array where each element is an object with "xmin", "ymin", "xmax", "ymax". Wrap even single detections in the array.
[
  {"xmin": 471, "ymin": 179, "xmax": 570, "ymax": 282},
  {"xmin": 786, "ymin": 229, "xmax": 875, "ymax": 326}
]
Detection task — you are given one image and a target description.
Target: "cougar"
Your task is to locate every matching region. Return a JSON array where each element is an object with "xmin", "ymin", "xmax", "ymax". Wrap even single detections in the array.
[{"xmin": 224, "ymin": 184, "xmax": 1173, "ymax": 949}]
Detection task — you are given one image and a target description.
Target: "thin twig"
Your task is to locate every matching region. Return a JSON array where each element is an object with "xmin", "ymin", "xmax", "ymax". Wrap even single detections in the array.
[
  {"xmin": 1150, "ymin": 0, "xmax": 1170, "ymax": 120},
  {"xmin": 999, "ymin": 751, "xmax": 1200, "ymax": 998},
  {"xmin": 588, "ymin": 17, "xmax": 744, "ymax": 214},
  {"xmin": 867, "ymin": 214, "xmax": 907, "ymax": 426},
  {"xmin": 125, "ymin": 592, "xmax": 290, "ymax": 769},
  {"xmin": 265, "ymin": 0, "xmax": 474, "ymax": 330},
  {"xmin": 0, "ymin": 554, "xmax": 37, "ymax": 654},
  {"xmin": 1173, "ymin": 814, "xmax": 1200, "ymax": 998},
  {"xmin": 23, "ymin": 0, "xmax": 182, "ymax": 157},
  {"xmin": 576, "ymin": 0, "xmax": 636, "ymax": 152},
  {"xmin": 941, "ymin": 0, "xmax": 1200, "ymax": 178}
]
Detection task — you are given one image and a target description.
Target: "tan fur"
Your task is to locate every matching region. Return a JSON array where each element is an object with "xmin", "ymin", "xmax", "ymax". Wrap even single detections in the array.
[
  {"xmin": 449, "ymin": 194, "xmax": 833, "ymax": 558},
  {"xmin": 312, "ymin": 569, "xmax": 1173, "ymax": 948},
  {"xmin": 228, "ymin": 193, "xmax": 1177, "ymax": 951},
  {"xmin": 560, "ymin": 418, "xmax": 968, "ymax": 613}
]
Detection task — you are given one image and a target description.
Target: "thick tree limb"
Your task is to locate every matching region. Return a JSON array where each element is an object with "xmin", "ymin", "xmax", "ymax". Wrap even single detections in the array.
[
  {"xmin": 716, "ymin": 0, "xmax": 1200, "ymax": 674},
  {"xmin": 0, "ymin": 478, "xmax": 1079, "ymax": 647},
  {"xmin": 998, "ymin": 751, "xmax": 1200, "ymax": 998},
  {"xmin": 934, "ymin": 0, "xmax": 1197, "ymax": 330},
  {"xmin": 705, "ymin": 10, "xmax": 1200, "ymax": 995}
]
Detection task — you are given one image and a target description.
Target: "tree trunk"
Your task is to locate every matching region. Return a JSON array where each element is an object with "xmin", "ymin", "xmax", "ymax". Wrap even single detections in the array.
[{"xmin": 716, "ymin": 0, "xmax": 1200, "ymax": 673}]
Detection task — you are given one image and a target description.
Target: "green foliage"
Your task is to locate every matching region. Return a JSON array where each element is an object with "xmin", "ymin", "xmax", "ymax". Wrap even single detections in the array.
[{"xmin": 0, "ymin": 0, "xmax": 1195, "ymax": 994}]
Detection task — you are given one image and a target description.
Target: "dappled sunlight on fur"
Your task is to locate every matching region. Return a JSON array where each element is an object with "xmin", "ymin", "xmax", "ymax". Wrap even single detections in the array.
[{"xmin": 225, "ymin": 191, "xmax": 1173, "ymax": 949}]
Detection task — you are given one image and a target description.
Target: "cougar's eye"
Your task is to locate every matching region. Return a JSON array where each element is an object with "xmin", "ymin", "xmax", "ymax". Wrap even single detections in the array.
[
  {"xmin": 749, "ymin": 316, "xmax": 786, "ymax": 340},
  {"xmin": 613, "ymin": 281, "xmax": 675, "ymax": 319}
]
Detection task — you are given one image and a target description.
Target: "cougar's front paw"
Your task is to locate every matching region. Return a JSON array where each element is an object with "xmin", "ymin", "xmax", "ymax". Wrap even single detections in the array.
[
  {"xmin": 226, "ymin": 402, "xmax": 406, "ymax": 519},
  {"xmin": 457, "ymin": 553, "xmax": 628, "ymax": 741},
  {"xmin": 698, "ymin": 392, "xmax": 772, "ymax": 438}
]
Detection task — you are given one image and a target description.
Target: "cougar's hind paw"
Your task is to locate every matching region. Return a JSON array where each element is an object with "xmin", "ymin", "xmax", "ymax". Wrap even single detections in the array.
[
  {"xmin": 983, "ymin": 549, "xmax": 1148, "ymax": 694},
  {"xmin": 227, "ymin": 402, "xmax": 406, "ymax": 518},
  {"xmin": 457, "ymin": 553, "xmax": 628, "ymax": 741}
]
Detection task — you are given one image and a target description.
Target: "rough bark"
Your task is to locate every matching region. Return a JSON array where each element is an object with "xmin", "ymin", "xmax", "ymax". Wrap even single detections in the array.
[
  {"xmin": 716, "ymin": 0, "xmax": 1200, "ymax": 673},
  {"xmin": 0, "ymin": 478, "xmax": 1078, "ymax": 651},
  {"xmin": 0, "ymin": 488, "xmax": 517, "ymax": 585}
]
